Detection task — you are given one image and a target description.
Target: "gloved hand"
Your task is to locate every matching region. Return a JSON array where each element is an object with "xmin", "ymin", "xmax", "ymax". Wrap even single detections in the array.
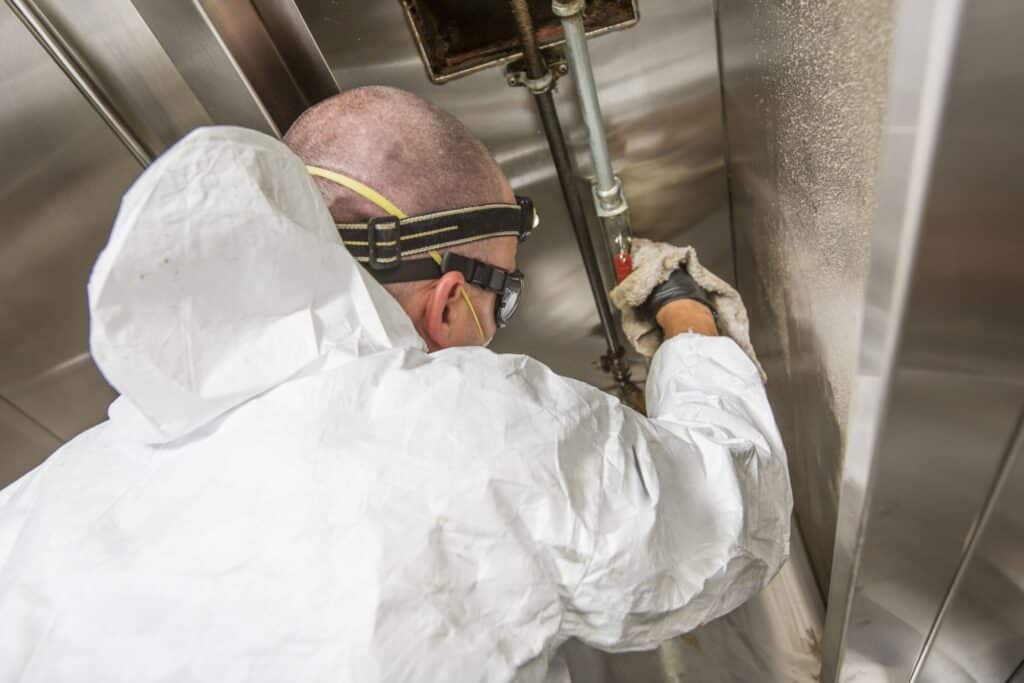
[
  {"xmin": 609, "ymin": 238, "xmax": 766, "ymax": 381},
  {"xmin": 643, "ymin": 267, "xmax": 715, "ymax": 319}
]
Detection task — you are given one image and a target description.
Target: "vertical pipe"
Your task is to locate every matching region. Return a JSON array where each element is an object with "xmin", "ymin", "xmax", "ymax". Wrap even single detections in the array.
[
  {"xmin": 507, "ymin": 0, "xmax": 631, "ymax": 384},
  {"xmin": 6, "ymin": 0, "xmax": 152, "ymax": 166},
  {"xmin": 552, "ymin": 0, "xmax": 633, "ymax": 285},
  {"xmin": 553, "ymin": 1, "xmax": 617, "ymax": 207}
]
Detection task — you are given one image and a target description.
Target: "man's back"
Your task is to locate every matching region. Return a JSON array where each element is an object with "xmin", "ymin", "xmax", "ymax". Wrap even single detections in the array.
[
  {"xmin": 0, "ymin": 128, "xmax": 791, "ymax": 682},
  {"xmin": 0, "ymin": 346, "xmax": 576, "ymax": 681}
]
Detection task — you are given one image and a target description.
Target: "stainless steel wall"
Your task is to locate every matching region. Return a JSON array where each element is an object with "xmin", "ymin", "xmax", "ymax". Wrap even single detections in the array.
[
  {"xmin": 715, "ymin": 0, "xmax": 895, "ymax": 591},
  {"xmin": 0, "ymin": 3, "xmax": 140, "ymax": 485},
  {"xmin": 822, "ymin": 1, "xmax": 1024, "ymax": 680}
]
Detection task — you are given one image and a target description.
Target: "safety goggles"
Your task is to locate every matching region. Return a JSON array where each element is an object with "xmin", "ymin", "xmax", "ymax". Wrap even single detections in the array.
[{"xmin": 372, "ymin": 251, "xmax": 524, "ymax": 328}]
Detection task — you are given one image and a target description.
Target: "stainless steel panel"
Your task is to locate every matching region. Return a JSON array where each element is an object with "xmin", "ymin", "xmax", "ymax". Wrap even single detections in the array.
[
  {"xmin": 4, "ymin": 353, "xmax": 117, "ymax": 442},
  {"xmin": 0, "ymin": 397, "xmax": 60, "ymax": 487},
  {"xmin": 916, "ymin": 415, "xmax": 1024, "ymax": 682},
  {"xmin": 124, "ymin": 0, "xmax": 338, "ymax": 138},
  {"xmin": 822, "ymin": 0, "xmax": 1024, "ymax": 680},
  {"xmin": 250, "ymin": 0, "xmax": 339, "ymax": 103},
  {"xmin": 32, "ymin": 0, "xmax": 212, "ymax": 156},
  {"xmin": 195, "ymin": 0, "xmax": 337, "ymax": 132},
  {"xmin": 1, "ymin": 0, "xmax": 343, "ymax": 486},
  {"xmin": 8, "ymin": 0, "xmax": 152, "ymax": 165},
  {"xmin": 716, "ymin": 0, "xmax": 895, "ymax": 591},
  {"xmin": 0, "ymin": 2, "xmax": 141, "ymax": 485},
  {"xmin": 837, "ymin": 379, "xmax": 1021, "ymax": 681},
  {"xmin": 295, "ymin": 0, "xmax": 733, "ymax": 387},
  {"xmin": 129, "ymin": 0, "xmax": 279, "ymax": 136}
]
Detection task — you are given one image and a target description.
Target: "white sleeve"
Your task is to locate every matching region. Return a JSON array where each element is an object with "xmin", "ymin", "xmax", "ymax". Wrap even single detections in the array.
[{"xmin": 558, "ymin": 333, "xmax": 792, "ymax": 651}]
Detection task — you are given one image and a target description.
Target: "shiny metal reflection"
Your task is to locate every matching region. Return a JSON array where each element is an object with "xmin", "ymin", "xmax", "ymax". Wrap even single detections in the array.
[
  {"xmin": 717, "ymin": 0, "xmax": 895, "ymax": 594},
  {"xmin": 822, "ymin": 0, "xmax": 1024, "ymax": 680},
  {"xmin": 5, "ymin": 0, "xmax": 151, "ymax": 165},
  {"xmin": 911, "ymin": 410, "xmax": 1024, "ymax": 682},
  {"xmin": 0, "ymin": 1, "xmax": 139, "ymax": 482}
]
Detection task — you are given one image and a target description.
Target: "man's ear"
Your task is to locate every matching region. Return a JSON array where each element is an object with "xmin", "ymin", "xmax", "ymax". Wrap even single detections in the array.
[{"xmin": 424, "ymin": 271, "xmax": 467, "ymax": 349}]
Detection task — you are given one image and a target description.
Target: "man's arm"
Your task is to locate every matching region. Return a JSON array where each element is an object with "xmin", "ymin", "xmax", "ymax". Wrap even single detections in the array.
[
  {"xmin": 656, "ymin": 298, "xmax": 718, "ymax": 338},
  {"xmin": 552, "ymin": 272, "xmax": 792, "ymax": 652}
]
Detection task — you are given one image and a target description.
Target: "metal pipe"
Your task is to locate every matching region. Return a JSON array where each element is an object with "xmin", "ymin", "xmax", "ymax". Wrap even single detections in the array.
[
  {"xmin": 552, "ymin": 0, "xmax": 633, "ymax": 280},
  {"xmin": 6, "ymin": 0, "xmax": 152, "ymax": 167},
  {"xmin": 507, "ymin": 0, "xmax": 633, "ymax": 389},
  {"xmin": 552, "ymin": 0, "xmax": 618, "ymax": 210}
]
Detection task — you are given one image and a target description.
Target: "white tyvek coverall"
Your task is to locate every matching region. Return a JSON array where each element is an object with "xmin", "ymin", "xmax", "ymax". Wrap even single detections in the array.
[{"xmin": 0, "ymin": 127, "xmax": 791, "ymax": 682}]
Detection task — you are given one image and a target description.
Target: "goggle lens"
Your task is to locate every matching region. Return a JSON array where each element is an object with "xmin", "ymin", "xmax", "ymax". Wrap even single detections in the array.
[{"xmin": 496, "ymin": 273, "xmax": 524, "ymax": 327}]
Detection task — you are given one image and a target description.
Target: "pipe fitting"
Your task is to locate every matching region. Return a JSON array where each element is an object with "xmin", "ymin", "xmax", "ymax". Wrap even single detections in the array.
[
  {"xmin": 552, "ymin": 0, "xmax": 585, "ymax": 18},
  {"xmin": 592, "ymin": 176, "xmax": 629, "ymax": 217},
  {"xmin": 507, "ymin": 68, "xmax": 555, "ymax": 94}
]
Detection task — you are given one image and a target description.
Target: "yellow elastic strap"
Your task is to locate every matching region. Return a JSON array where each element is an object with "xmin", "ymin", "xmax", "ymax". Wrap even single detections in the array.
[
  {"xmin": 308, "ymin": 165, "xmax": 487, "ymax": 346},
  {"xmin": 430, "ymin": 250, "xmax": 486, "ymax": 345},
  {"xmin": 307, "ymin": 165, "xmax": 407, "ymax": 219}
]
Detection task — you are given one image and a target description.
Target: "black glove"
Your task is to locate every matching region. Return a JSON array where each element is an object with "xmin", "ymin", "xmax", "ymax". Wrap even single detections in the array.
[{"xmin": 643, "ymin": 267, "xmax": 715, "ymax": 318}]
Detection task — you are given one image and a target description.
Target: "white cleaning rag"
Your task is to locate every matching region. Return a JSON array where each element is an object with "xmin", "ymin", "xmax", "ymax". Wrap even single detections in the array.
[{"xmin": 610, "ymin": 238, "xmax": 766, "ymax": 382}]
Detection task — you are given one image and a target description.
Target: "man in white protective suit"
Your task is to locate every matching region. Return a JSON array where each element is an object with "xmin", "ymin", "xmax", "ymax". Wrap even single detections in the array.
[{"xmin": 0, "ymin": 87, "xmax": 791, "ymax": 682}]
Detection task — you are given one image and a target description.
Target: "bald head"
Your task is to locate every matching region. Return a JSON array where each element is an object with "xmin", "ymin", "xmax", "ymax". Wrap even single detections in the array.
[
  {"xmin": 284, "ymin": 87, "xmax": 519, "ymax": 350},
  {"xmin": 285, "ymin": 86, "xmax": 514, "ymax": 221}
]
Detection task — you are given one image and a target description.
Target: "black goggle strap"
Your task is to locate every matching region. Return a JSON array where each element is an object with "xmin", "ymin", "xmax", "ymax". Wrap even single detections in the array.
[
  {"xmin": 306, "ymin": 165, "xmax": 535, "ymax": 277},
  {"xmin": 336, "ymin": 198, "xmax": 534, "ymax": 267},
  {"xmin": 370, "ymin": 252, "xmax": 514, "ymax": 291}
]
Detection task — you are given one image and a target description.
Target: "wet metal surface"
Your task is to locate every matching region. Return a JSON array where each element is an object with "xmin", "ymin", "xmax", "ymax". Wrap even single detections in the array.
[{"xmin": 716, "ymin": 0, "xmax": 894, "ymax": 592}]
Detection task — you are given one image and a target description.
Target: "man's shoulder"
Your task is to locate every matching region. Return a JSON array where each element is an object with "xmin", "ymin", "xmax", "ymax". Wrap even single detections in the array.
[{"xmin": 418, "ymin": 348, "xmax": 616, "ymax": 412}]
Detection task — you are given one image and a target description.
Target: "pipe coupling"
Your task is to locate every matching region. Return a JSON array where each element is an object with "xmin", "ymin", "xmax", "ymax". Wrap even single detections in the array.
[
  {"xmin": 552, "ymin": 0, "xmax": 585, "ymax": 18},
  {"xmin": 592, "ymin": 176, "xmax": 629, "ymax": 217}
]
